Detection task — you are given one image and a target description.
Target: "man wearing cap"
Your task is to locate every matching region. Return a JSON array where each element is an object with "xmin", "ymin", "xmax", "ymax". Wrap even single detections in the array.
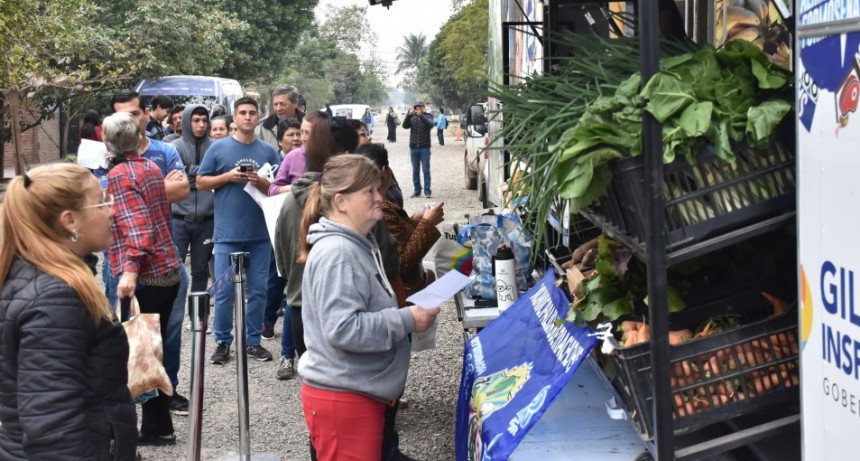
[{"xmin": 402, "ymin": 101, "xmax": 435, "ymax": 198}]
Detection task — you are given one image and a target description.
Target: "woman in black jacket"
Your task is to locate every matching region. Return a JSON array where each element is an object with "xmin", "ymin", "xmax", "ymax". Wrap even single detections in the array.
[{"xmin": 0, "ymin": 163, "xmax": 137, "ymax": 460}]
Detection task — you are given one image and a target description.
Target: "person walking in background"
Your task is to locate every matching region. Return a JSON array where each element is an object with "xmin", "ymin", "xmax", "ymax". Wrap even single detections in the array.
[
  {"xmin": 0, "ymin": 163, "xmax": 137, "ymax": 460},
  {"xmin": 197, "ymin": 97, "xmax": 281, "ymax": 365},
  {"xmin": 104, "ymin": 112, "xmax": 182, "ymax": 446},
  {"xmin": 256, "ymin": 85, "xmax": 304, "ymax": 149},
  {"xmin": 80, "ymin": 109, "xmax": 103, "ymax": 142},
  {"xmin": 146, "ymin": 95, "xmax": 174, "ymax": 140},
  {"xmin": 434, "ymin": 107, "xmax": 448, "ymax": 146},
  {"xmin": 297, "ymin": 154, "xmax": 439, "ymax": 461},
  {"xmin": 402, "ymin": 101, "xmax": 434, "ymax": 199},
  {"xmin": 362, "ymin": 107, "xmax": 375, "ymax": 130},
  {"xmin": 385, "ymin": 107, "xmax": 398, "ymax": 143}
]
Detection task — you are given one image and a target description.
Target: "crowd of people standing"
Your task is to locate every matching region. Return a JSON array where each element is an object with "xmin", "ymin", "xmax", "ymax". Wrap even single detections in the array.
[{"xmin": 0, "ymin": 85, "xmax": 454, "ymax": 461}]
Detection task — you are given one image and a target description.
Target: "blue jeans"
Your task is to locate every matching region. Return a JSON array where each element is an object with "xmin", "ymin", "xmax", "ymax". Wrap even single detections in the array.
[
  {"xmin": 164, "ymin": 264, "xmax": 188, "ymax": 390},
  {"xmin": 103, "ymin": 251, "xmax": 118, "ymax": 317},
  {"xmin": 410, "ymin": 147, "xmax": 431, "ymax": 196},
  {"xmin": 212, "ymin": 240, "xmax": 271, "ymax": 347},
  {"xmin": 263, "ymin": 253, "xmax": 294, "ymax": 358}
]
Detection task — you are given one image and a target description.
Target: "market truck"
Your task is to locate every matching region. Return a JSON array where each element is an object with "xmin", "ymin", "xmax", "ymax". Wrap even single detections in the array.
[
  {"xmin": 796, "ymin": 5, "xmax": 860, "ymax": 459},
  {"xmin": 373, "ymin": 0, "xmax": 858, "ymax": 458}
]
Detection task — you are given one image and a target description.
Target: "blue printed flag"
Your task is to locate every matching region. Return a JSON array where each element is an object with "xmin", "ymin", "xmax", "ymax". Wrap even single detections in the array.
[{"xmin": 455, "ymin": 271, "xmax": 598, "ymax": 461}]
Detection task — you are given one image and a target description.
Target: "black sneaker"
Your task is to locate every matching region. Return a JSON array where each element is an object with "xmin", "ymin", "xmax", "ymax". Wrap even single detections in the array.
[
  {"xmin": 424, "ymin": 194, "xmax": 432, "ymax": 199},
  {"xmin": 169, "ymin": 393, "xmax": 189, "ymax": 416},
  {"xmin": 261, "ymin": 323, "xmax": 275, "ymax": 340},
  {"xmin": 276, "ymin": 356, "xmax": 296, "ymax": 380},
  {"xmin": 210, "ymin": 342, "xmax": 230, "ymax": 365},
  {"xmin": 409, "ymin": 193, "xmax": 420, "ymax": 198},
  {"xmin": 138, "ymin": 431, "xmax": 176, "ymax": 446},
  {"xmin": 246, "ymin": 344, "xmax": 273, "ymax": 362}
]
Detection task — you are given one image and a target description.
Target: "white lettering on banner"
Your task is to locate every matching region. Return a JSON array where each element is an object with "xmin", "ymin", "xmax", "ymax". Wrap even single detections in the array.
[
  {"xmin": 530, "ymin": 285, "xmax": 586, "ymax": 373},
  {"xmin": 470, "ymin": 336, "xmax": 487, "ymax": 375},
  {"xmin": 799, "ymin": 0, "xmax": 860, "ymax": 26}
]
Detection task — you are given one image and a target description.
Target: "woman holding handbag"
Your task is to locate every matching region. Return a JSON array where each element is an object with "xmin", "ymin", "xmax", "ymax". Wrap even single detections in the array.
[
  {"xmin": 104, "ymin": 112, "xmax": 181, "ymax": 446},
  {"xmin": 0, "ymin": 163, "xmax": 137, "ymax": 460}
]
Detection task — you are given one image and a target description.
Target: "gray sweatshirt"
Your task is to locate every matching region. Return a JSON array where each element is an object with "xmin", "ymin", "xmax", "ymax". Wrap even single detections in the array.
[
  {"xmin": 170, "ymin": 105, "xmax": 214, "ymax": 219},
  {"xmin": 298, "ymin": 217, "xmax": 415, "ymax": 402}
]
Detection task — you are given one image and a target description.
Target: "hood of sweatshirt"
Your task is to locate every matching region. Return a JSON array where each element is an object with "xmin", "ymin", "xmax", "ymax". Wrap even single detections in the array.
[{"xmin": 170, "ymin": 104, "xmax": 214, "ymax": 218}]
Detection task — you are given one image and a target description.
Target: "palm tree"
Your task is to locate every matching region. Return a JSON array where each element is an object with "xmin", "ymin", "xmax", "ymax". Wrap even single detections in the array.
[{"xmin": 395, "ymin": 33, "xmax": 429, "ymax": 75}]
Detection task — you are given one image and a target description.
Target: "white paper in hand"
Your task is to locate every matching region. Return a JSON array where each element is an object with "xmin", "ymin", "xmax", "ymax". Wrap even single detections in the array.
[
  {"xmin": 244, "ymin": 162, "xmax": 277, "ymax": 206},
  {"xmin": 77, "ymin": 139, "xmax": 109, "ymax": 170},
  {"xmin": 406, "ymin": 270, "xmax": 470, "ymax": 309}
]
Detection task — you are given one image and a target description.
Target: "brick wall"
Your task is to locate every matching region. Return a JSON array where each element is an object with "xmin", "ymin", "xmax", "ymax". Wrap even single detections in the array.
[{"xmin": 3, "ymin": 109, "xmax": 61, "ymax": 170}]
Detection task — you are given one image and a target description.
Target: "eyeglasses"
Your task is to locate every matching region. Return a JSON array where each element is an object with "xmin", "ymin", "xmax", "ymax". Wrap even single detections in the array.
[
  {"xmin": 359, "ymin": 131, "xmax": 370, "ymax": 137},
  {"xmin": 81, "ymin": 191, "xmax": 114, "ymax": 210}
]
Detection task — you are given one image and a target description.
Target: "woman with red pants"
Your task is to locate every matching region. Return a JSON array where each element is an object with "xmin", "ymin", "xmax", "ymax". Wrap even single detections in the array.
[{"xmin": 296, "ymin": 155, "xmax": 439, "ymax": 460}]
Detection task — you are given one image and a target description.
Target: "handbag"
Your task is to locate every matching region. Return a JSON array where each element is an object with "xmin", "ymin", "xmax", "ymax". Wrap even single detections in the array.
[
  {"xmin": 119, "ymin": 297, "xmax": 173, "ymax": 399},
  {"xmin": 433, "ymin": 218, "xmax": 474, "ymax": 279},
  {"xmin": 457, "ymin": 212, "xmax": 534, "ymax": 300}
]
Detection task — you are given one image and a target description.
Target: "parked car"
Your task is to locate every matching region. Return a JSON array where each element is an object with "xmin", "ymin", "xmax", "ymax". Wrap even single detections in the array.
[
  {"xmin": 327, "ymin": 104, "xmax": 374, "ymax": 123},
  {"xmin": 462, "ymin": 102, "xmax": 488, "ymax": 190},
  {"xmin": 135, "ymin": 76, "xmax": 244, "ymax": 114}
]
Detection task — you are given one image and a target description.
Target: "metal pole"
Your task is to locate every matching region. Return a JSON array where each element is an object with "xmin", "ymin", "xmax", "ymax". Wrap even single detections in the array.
[
  {"xmin": 186, "ymin": 291, "xmax": 210, "ymax": 461},
  {"xmin": 640, "ymin": 1, "xmax": 673, "ymax": 460},
  {"xmin": 231, "ymin": 252, "xmax": 251, "ymax": 460}
]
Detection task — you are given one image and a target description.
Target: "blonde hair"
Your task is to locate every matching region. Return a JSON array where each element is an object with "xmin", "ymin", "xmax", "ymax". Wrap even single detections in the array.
[
  {"xmin": 298, "ymin": 154, "xmax": 381, "ymax": 263},
  {"xmin": 0, "ymin": 163, "xmax": 112, "ymax": 324}
]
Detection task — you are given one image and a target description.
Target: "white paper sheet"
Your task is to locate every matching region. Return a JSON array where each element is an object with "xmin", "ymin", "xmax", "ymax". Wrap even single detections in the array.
[
  {"xmin": 243, "ymin": 162, "xmax": 277, "ymax": 206},
  {"xmin": 406, "ymin": 270, "xmax": 470, "ymax": 309},
  {"xmin": 76, "ymin": 139, "xmax": 109, "ymax": 170},
  {"xmin": 260, "ymin": 194, "xmax": 288, "ymax": 274}
]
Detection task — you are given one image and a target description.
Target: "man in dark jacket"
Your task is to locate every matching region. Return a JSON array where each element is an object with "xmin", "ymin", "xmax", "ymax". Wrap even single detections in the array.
[
  {"xmin": 256, "ymin": 85, "xmax": 305, "ymax": 149},
  {"xmin": 402, "ymin": 101, "xmax": 435, "ymax": 198},
  {"xmin": 170, "ymin": 105, "xmax": 214, "ymax": 293}
]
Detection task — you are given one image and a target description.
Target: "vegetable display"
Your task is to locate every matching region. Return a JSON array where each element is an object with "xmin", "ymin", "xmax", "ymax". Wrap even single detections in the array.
[{"xmin": 553, "ymin": 39, "xmax": 793, "ymax": 214}]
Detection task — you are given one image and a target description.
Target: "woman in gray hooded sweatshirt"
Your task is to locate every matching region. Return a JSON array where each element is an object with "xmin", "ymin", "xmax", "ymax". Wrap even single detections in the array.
[{"xmin": 297, "ymin": 154, "xmax": 439, "ymax": 461}]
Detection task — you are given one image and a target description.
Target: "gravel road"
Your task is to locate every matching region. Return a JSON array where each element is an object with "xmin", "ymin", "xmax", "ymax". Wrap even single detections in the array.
[{"xmin": 138, "ymin": 123, "xmax": 479, "ymax": 460}]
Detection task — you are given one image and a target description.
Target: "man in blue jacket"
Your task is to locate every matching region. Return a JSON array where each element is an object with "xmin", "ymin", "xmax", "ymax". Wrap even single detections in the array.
[{"xmin": 402, "ymin": 101, "xmax": 435, "ymax": 199}]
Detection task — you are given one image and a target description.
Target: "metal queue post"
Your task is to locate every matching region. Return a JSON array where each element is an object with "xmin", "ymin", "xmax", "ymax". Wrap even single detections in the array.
[
  {"xmin": 217, "ymin": 252, "xmax": 279, "ymax": 461},
  {"xmin": 186, "ymin": 291, "xmax": 210, "ymax": 461}
]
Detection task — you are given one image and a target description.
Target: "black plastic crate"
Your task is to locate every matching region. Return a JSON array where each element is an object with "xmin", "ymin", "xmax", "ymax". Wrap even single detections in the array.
[
  {"xmin": 597, "ymin": 143, "xmax": 795, "ymax": 250},
  {"xmin": 607, "ymin": 291, "xmax": 799, "ymax": 440}
]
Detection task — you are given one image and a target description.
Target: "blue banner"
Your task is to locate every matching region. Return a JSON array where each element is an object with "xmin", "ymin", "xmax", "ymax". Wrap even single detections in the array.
[{"xmin": 455, "ymin": 271, "xmax": 598, "ymax": 461}]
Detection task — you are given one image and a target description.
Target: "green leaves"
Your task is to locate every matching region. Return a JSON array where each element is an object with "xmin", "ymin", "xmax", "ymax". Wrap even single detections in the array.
[
  {"xmin": 642, "ymin": 72, "xmax": 696, "ymax": 123},
  {"xmin": 746, "ymin": 100, "xmax": 792, "ymax": 146}
]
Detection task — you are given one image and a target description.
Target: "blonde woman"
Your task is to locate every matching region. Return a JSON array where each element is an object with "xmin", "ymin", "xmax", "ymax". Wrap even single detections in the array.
[
  {"xmin": 297, "ymin": 154, "xmax": 439, "ymax": 460},
  {"xmin": 0, "ymin": 163, "xmax": 137, "ymax": 459}
]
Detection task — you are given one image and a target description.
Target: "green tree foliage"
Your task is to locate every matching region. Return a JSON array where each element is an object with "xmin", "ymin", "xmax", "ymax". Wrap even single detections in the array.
[
  {"xmin": 214, "ymin": 0, "xmax": 318, "ymax": 83},
  {"xmin": 418, "ymin": 0, "xmax": 488, "ymax": 110},
  {"xmin": 395, "ymin": 33, "xmax": 430, "ymax": 75},
  {"xmin": 281, "ymin": 5, "xmax": 388, "ymax": 106},
  {"xmin": 0, "ymin": 0, "xmax": 149, "ymax": 174}
]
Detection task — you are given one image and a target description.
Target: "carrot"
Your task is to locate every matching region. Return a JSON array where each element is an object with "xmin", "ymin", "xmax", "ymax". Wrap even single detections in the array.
[
  {"xmin": 624, "ymin": 330, "xmax": 639, "ymax": 347},
  {"xmin": 669, "ymin": 329, "xmax": 693, "ymax": 345},
  {"xmin": 761, "ymin": 292, "xmax": 788, "ymax": 317},
  {"xmin": 571, "ymin": 237, "xmax": 599, "ymax": 264},
  {"xmin": 621, "ymin": 320, "xmax": 642, "ymax": 333}
]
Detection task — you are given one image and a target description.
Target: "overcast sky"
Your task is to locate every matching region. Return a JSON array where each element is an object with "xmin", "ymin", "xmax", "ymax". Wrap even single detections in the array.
[{"xmin": 316, "ymin": 0, "xmax": 455, "ymax": 85}]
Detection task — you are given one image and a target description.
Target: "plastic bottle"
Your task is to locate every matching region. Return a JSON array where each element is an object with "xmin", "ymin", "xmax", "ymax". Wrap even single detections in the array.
[{"xmin": 494, "ymin": 244, "xmax": 517, "ymax": 313}]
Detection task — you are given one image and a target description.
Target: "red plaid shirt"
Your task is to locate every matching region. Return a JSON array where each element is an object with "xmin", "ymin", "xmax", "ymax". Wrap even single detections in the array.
[{"xmin": 108, "ymin": 153, "xmax": 179, "ymax": 278}]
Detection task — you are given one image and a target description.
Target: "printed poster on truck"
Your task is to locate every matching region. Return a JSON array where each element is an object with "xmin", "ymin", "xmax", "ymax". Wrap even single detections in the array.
[
  {"xmin": 796, "ymin": 5, "xmax": 860, "ymax": 459},
  {"xmin": 455, "ymin": 271, "xmax": 597, "ymax": 461}
]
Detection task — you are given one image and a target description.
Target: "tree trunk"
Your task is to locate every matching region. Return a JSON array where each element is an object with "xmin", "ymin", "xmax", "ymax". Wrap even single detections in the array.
[
  {"xmin": 9, "ymin": 91, "xmax": 24, "ymax": 175},
  {"xmin": 0, "ymin": 95, "xmax": 5, "ymax": 179},
  {"xmin": 59, "ymin": 100, "xmax": 68, "ymax": 158}
]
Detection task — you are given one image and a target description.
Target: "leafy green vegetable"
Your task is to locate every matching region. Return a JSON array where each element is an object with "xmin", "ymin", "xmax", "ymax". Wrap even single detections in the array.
[{"xmin": 746, "ymin": 100, "xmax": 792, "ymax": 147}]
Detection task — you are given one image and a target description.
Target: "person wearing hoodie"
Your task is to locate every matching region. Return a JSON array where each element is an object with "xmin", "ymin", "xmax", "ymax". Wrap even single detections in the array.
[
  {"xmin": 271, "ymin": 114, "xmax": 359, "ymax": 381},
  {"xmin": 169, "ymin": 105, "xmax": 214, "ymax": 293},
  {"xmin": 297, "ymin": 154, "xmax": 439, "ymax": 461}
]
